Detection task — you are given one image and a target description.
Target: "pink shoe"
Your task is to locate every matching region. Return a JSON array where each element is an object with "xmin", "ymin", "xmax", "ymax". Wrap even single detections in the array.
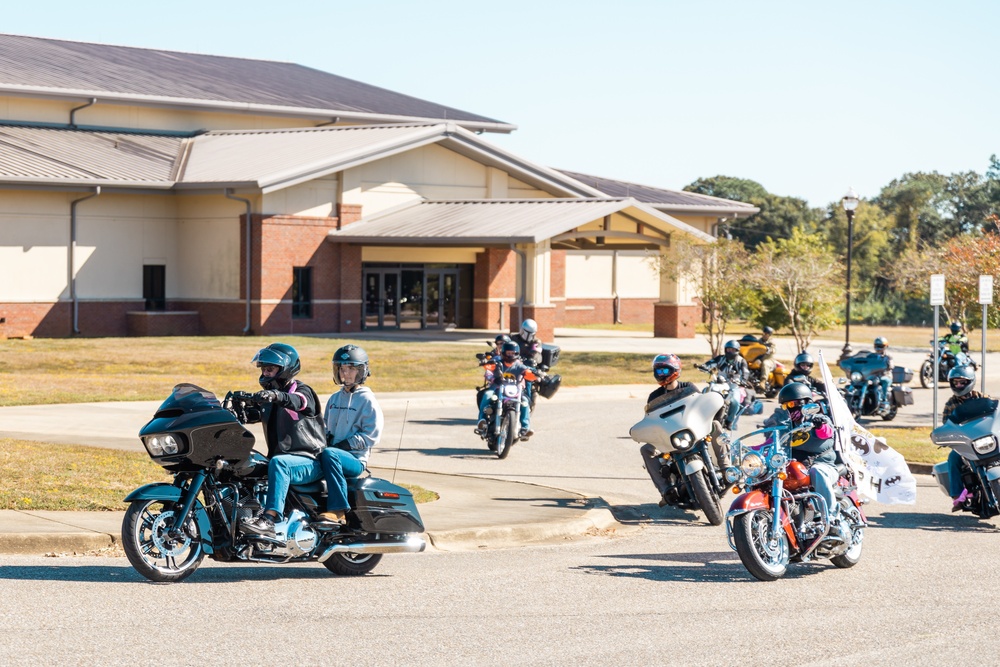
[{"xmin": 952, "ymin": 488, "xmax": 972, "ymax": 510}]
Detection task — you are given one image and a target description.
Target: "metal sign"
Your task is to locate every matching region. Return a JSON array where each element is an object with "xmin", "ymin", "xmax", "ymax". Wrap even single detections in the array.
[
  {"xmin": 930, "ymin": 274, "xmax": 946, "ymax": 306},
  {"xmin": 980, "ymin": 275, "xmax": 994, "ymax": 305}
]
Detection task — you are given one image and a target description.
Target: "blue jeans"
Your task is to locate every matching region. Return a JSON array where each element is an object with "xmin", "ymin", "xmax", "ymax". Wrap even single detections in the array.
[
  {"xmin": 947, "ymin": 450, "xmax": 969, "ymax": 498},
  {"xmin": 265, "ymin": 454, "xmax": 323, "ymax": 516},
  {"xmin": 877, "ymin": 376, "xmax": 891, "ymax": 404},
  {"xmin": 320, "ymin": 448, "xmax": 366, "ymax": 512},
  {"xmin": 809, "ymin": 462, "xmax": 839, "ymax": 521}
]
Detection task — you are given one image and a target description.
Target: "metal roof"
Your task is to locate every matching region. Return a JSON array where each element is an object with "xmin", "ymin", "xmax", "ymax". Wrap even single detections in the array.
[
  {"xmin": 326, "ymin": 198, "xmax": 715, "ymax": 245},
  {"xmin": 557, "ymin": 169, "xmax": 759, "ymax": 216},
  {"xmin": 0, "ymin": 34, "xmax": 514, "ymax": 133}
]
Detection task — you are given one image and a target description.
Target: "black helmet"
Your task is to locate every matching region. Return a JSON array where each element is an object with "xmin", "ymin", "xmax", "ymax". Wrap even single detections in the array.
[
  {"xmin": 501, "ymin": 341, "xmax": 519, "ymax": 363},
  {"xmin": 333, "ymin": 344, "xmax": 370, "ymax": 386},
  {"xmin": 948, "ymin": 365, "xmax": 976, "ymax": 397},
  {"xmin": 762, "ymin": 326, "xmax": 774, "ymax": 335},
  {"xmin": 494, "ymin": 334, "xmax": 511, "ymax": 347},
  {"xmin": 777, "ymin": 381, "xmax": 813, "ymax": 420},
  {"xmin": 794, "ymin": 352, "xmax": 814, "ymax": 374},
  {"xmin": 252, "ymin": 342, "xmax": 300, "ymax": 390},
  {"xmin": 724, "ymin": 340, "xmax": 740, "ymax": 358},
  {"xmin": 950, "ymin": 321, "xmax": 962, "ymax": 334}
]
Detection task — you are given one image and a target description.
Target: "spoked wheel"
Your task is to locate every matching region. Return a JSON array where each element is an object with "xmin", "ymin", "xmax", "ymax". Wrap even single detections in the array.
[
  {"xmin": 322, "ymin": 552, "xmax": 383, "ymax": 576},
  {"xmin": 831, "ymin": 503, "xmax": 865, "ymax": 568},
  {"xmin": 732, "ymin": 509, "xmax": 789, "ymax": 581},
  {"xmin": 920, "ymin": 360, "xmax": 934, "ymax": 388},
  {"xmin": 496, "ymin": 411, "xmax": 517, "ymax": 459},
  {"xmin": 689, "ymin": 468, "xmax": 724, "ymax": 526},
  {"xmin": 122, "ymin": 499, "xmax": 205, "ymax": 583},
  {"xmin": 881, "ymin": 405, "xmax": 898, "ymax": 421}
]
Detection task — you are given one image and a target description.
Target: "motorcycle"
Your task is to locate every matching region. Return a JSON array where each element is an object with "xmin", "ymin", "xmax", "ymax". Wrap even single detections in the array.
[
  {"xmin": 476, "ymin": 369, "xmax": 528, "ymax": 458},
  {"xmin": 738, "ymin": 335, "xmax": 788, "ymax": 397},
  {"xmin": 921, "ymin": 339, "xmax": 978, "ymax": 388},
  {"xmin": 838, "ymin": 351, "xmax": 914, "ymax": 421},
  {"xmin": 475, "ymin": 342, "xmax": 561, "ymax": 412},
  {"xmin": 121, "ymin": 384, "xmax": 425, "ymax": 583},
  {"xmin": 931, "ymin": 396, "xmax": 1000, "ymax": 518},
  {"xmin": 629, "ymin": 386, "xmax": 731, "ymax": 525},
  {"xmin": 724, "ymin": 404, "xmax": 867, "ymax": 581},
  {"xmin": 697, "ymin": 362, "xmax": 763, "ymax": 429}
]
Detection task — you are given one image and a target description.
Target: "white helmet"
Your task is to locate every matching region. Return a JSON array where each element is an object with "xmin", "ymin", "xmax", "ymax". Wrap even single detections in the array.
[{"xmin": 520, "ymin": 318, "xmax": 538, "ymax": 340}]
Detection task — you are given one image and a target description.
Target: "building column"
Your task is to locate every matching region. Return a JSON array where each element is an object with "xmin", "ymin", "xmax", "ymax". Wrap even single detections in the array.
[
  {"xmin": 653, "ymin": 249, "xmax": 699, "ymax": 338},
  {"xmin": 473, "ymin": 248, "xmax": 516, "ymax": 332},
  {"xmin": 506, "ymin": 241, "xmax": 556, "ymax": 341}
]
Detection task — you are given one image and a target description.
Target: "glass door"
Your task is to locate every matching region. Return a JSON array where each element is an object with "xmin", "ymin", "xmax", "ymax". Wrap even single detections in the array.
[
  {"xmin": 363, "ymin": 270, "xmax": 400, "ymax": 329},
  {"xmin": 425, "ymin": 269, "xmax": 459, "ymax": 328}
]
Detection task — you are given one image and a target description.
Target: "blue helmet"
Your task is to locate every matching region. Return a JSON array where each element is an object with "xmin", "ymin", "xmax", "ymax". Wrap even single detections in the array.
[{"xmin": 252, "ymin": 342, "xmax": 301, "ymax": 390}]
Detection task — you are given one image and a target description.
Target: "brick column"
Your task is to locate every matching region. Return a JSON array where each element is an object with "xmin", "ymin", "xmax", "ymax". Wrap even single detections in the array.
[
  {"xmin": 473, "ymin": 248, "xmax": 516, "ymax": 331},
  {"xmin": 517, "ymin": 304, "xmax": 557, "ymax": 343},
  {"xmin": 653, "ymin": 303, "xmax": 699, "ymax": 338}
]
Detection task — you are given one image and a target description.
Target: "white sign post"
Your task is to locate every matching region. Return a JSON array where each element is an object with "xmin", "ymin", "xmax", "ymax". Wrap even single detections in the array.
[
  {"xmin": 981, "ymin": 275, "xmax": 994, "ymax": 393},
  {"xmin": 930, "ymin": 274, "xmax": 945, "ymax": 429}
]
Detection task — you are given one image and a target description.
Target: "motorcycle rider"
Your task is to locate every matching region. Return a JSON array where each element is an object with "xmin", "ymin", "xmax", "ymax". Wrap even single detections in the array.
[
  {"xmin": 241, "ymin": 343, "xmax": 332, "ymax": 538},
  {"xmin": 757, "ymin": 326, "xmax": 777, "ymax": 385},
  {"xmin": 786, "ymin": 352, "xmax": 827, "ymax": 395},
  {"xmin": 477, "ymin": 341, "xmax": 538, "ymax": 439},
  {"xmin": 776, "ymin": 382, "xmax": 839, "ymax": 523},
  {"xmin": 639, "ymin": 354, "xmax": 729, "ymax": 506},
  {"xmin": 511, "ymin": 318, "xmax": 543, "ymax": 409},
  {"xmin": 491, "ymin": 333, "xmax": 512, "ymax": 360},
  {"xmin": 941, "ymin": 321, "xmax": 970, "ymax": 357},
  {"xmin": 322, "ymin": 344, "xmax": 385, "ymax": 526},
  {"xmin": 941, "ymin": 365, "xmax": 990, "ymax": 510},
  {"xmin": 698, "ymin": 340, "xmax": 752, "ymax": 429},
  {"xmin": 872, "ymin": 337, "xmax": 895, "ymax": 412}
]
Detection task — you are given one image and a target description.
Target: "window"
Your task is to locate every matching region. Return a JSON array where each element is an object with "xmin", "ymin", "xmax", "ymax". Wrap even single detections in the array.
[
  {"xmin": 143, "ymin": 265, "xmax": 166, "ymax": 311},
  {"xmin": 292, "ymin": 266, "xmax": 313, "ymax": 318}
]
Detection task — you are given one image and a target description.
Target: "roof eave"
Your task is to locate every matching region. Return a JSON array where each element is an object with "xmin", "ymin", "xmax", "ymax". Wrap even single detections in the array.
[{"xmin": 652, "ymin": 203, "xmax": 760, "ymax": 217}]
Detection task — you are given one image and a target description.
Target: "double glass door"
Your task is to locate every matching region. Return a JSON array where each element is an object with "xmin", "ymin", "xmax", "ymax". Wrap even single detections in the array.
[{"xmin": 363, "ymin": 267, "xmax": 459, "ymax": 329}]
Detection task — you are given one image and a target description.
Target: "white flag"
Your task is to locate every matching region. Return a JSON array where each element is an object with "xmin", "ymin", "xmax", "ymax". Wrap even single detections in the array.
[{"xmin": 818, "ymin": 351, "xmax": 917, "ymax": 504}]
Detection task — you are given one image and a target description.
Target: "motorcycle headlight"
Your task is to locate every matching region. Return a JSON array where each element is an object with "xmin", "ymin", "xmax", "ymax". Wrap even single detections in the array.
[
  {"xmin": 145, "ymin": 436, "xmax": 163, "ymax": 456},
  {"xmin": 740, "ymin": 453, "xmax": 764, "ymax": 478},
  {"xmin": 851, "ymin": 371, "xmax": 863, "ymax": 383},
  {"xmin": 973, "ymin": 435, "xmax": 997, "ymax": 455},
  {"xmin": 768, "ymin": 452, "xmax": 788, "ymax": 470},
  {"xmin": 671, "ymin": 430, "xmax": 695, "ymax": 450},
  {"xmin": 724, "ymin": 466, "xmax": 742, "ymax": 484},
  {"xmin": 160, "ymin": 434, "xmax": 180, "ymax": 455},
  {"xmin": 144, "ymin": 434, "xmax": 181, "ymax": 457}
]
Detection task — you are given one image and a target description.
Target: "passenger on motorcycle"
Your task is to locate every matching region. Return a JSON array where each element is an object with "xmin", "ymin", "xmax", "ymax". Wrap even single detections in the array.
[
  {"xmin": 491, "ymin": 334, "xmax": 512, "ymax": 360},
  {"xmin": 785, "ymin": 352, "xmax": 827, "ymax": 395},
  {"xmin": 757, "ymin": 326, "xmax": 777, "ymax": 384},
  {"xmin": 477, "ymin": 341, "xmax": 538, "ymax": 439},
  {"xmin": 777, "ymin": 382, "xmax": 839, "ymax": 522},
  {"xmin": 322, "ymin": 344, "xmax": 385, "ymax": 526},
  {"xmin": 512, "ymin": 318, "xmax": 543, "ymax": 408},
  {"xmin": 241, "ymin": 343, "xmax": 331, "ymax": 538},
  {"xmin": 699, "ymin": 340, "xmax": 752, "ymax": 429},
  {"xmin": 942, "ymin": 365, "xmax": 991, "ymax": 510},
  {"xmin": 872, "ymin": 337, "xmax": 895, "ymax": 412},
  {"xmin": 941, "ymin": 321, "xmax": 970, "ymax": 356}
]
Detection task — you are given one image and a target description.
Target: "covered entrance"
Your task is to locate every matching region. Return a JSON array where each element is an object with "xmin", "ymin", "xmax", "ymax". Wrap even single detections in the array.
[{"xmin": 362, "ymin": 263, "xmax": 472, "ymax": 330}]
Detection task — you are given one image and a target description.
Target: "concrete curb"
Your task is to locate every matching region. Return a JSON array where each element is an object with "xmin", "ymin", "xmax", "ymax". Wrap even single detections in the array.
[
  {"xmin": 424, "ymin": 507, "xmax": 622, "ymax": 551},
  {"xmin": 0, "ymin": 532, "xmax": 117, "ymax": 555}
]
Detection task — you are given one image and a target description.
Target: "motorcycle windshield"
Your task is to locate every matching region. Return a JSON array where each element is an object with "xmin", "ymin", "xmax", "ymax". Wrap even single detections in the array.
[
  {"xmin": 838, "ymin": 353, "xmax": 888, "ymax": 377},
  {"xmin": 947, "ymin": 398, "xmax": 999, "ymax": 425},
  {"xmin": 153, "ymin": 383, "xmax": 222, "ymax": 416}
]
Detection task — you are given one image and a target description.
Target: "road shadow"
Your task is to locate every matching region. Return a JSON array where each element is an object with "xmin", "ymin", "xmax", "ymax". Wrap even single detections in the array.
[
  {"xmin": 606, "ymin": 502, "xmax": 715, "ymax": 527},
  {"xmin": 408, "ymin": 417, "xmax": 478, "ymax": 427},
  {"xmin": 867, "ymin": 511, "xmax": 1000, "ymax": 532},
  {"xmin": 491, "ymin": 496, "xmax": 595, "ymax": 510},
  {"xmin": 394, "ymin": 445, "xmax": 493, "ymax": 459},
  {"xmin": 570, "ymin": 551, "xmax": 827, "ymax": 583},
  {"xmin": 0, "ymin": 563, "xmax": 389, "ymax": 583}
]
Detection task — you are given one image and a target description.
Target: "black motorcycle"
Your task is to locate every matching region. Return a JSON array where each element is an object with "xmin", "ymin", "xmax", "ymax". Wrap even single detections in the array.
[
  {"xmin": 920, "ymin": 339, "xmax": 978, "ymax": 388},
  {"xmin": 838, "ymin": 351, "xmax": 914, "ymax": 421},
  {"xmin": 121, "ymin": 384, "xmax": 425, "ymax": 583}
]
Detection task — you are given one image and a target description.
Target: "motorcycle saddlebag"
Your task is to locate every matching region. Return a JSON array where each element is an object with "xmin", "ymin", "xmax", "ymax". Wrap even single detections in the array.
[
  {"xmin": 892, "ymin": 366, "xmax": 914, "ymax": 384},
  {"xmin": 892, "ymin": 385, "xmax": 914, "ymax": 406},
  {"xmin": 536, "ymin": 373, "xmax": 562, "ymax": 399},
  {"xmin": 540, "ymin": 343, "xmax": 560, "ymax": 369},
  {"xmin": 349, "ymin": 477, "xmax": 425, "ymax": 533}
]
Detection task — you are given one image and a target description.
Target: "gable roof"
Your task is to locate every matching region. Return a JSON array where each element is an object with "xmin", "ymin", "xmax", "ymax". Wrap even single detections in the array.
[
  {"xmin": 557, "ymin": 169, "xmax": 759, "ymax": 217},
  {"xmin": 326, "ymin": 197, "xmax": 715, "ymax": 246},
  {"xmin": 0, "ymin": 34, "xmax": 515, "ymax": 133}
]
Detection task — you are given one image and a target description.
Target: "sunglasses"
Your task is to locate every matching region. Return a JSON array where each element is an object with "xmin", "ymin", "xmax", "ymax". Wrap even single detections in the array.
[
  {"xmin": 951, "ymin": 379, "xmax": 971, "ymax": 388},
  {"xmin": 781, "ymin": 400, "xmax": 806, "ymax": 410}
]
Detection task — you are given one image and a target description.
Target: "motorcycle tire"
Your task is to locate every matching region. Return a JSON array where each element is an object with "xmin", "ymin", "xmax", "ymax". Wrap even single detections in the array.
[
  {"xmin": 830, "ymin": 504, "xmax": 864, "ymax": 569},
  {"xmin": 732, "ymin": 509, "xmax": 789, "ymax": 582},
  {"xmin": 920, "ymin": 360, "xmax": 934, "ymax": 388},
  {"xmin": 496, "ymin": 411, "xmax": 517, "ymax": 459},
  {"xmin": 122, "ymin": 499, "xmax": 206, "ymax": 583},
  {"xmin": 881, "ymin": 405, "xmax": 898, "ymax": 421},
  {"xmin": 690, "ymin": 469, "xmax": 724, "ymax": 526},
  {"xmin": 322, "ymin": 551, "xmax": 383, "ymax": 576}
]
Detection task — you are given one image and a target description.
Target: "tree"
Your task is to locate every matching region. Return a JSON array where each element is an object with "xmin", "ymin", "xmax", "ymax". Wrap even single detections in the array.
[
  {"xmin": 874, "ymin": 172, "xmax": 953, "ymax": 252},
  {"xmin": 652, "ymin": 237, "xmax": 754, "ymax": 356},
  {"xmin": 750, "ymin": 228, "xmax": 843, "ymax": 353}
]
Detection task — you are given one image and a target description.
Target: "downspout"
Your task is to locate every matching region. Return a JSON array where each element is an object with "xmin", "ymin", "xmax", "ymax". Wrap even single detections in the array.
[
  {"xmin": 225, "ymin": 189, "xmax": 254, "ymax": 334},
  {"xmin": 69, "ymin": 98, "xmax": 98, "ymax": 128},
  {"xmin": 69, "ymin": 187, "xmax": 101, "ymax": 334},
  {"xmin": 511, "ymin": 243, "xmax": 527, "ymax": 328},
  {"xmin": 612, "ymin": 250, "xmax": 622, "ymax": 324}
]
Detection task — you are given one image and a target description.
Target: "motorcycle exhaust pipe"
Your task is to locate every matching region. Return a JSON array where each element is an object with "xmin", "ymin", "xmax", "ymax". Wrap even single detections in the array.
[{"xmin": 318, "ymin": 535, "xmax": 426, "ymax": 561}]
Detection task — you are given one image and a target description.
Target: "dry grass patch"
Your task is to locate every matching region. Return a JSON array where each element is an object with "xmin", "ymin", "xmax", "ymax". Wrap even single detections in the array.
[{"xmin": 867, "ymin": 426, "xmax": 945, "ymax": 465}]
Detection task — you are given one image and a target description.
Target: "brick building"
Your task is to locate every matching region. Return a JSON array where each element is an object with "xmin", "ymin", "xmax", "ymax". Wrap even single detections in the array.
[{"xmin": 0, "ymin": 34, "xmax": 757, "ymax": 341}]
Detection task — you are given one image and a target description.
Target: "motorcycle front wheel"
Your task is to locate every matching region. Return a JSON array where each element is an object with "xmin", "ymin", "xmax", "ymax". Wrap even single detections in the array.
[
  {"xmin": 496, "ymin": 410, "xmax": 517, "ymax": 459},
  {"xmin": 733, "ymin": 509, "xmax": 789, "ymax": 581},
  {"xmin": 322, "ymin": 552, "xmax": 383, "ymax": 576},
  {"xmin": 689, "ymin": 468, "xmax": 724, "ymax": 526},
  {"xmin": 920, "ymin": 360, "xmax": 934, "ymax": 388},
  {"xmin": 122, "ymin": 499, "xmax": 205, "ymax": 583}
]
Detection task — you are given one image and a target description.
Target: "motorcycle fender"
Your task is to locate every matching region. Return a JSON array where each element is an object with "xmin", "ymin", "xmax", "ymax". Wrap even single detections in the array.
[
  {"xmin": 123, "ymin": 483, "xmax": 214, "ymax": 554},
  {"xmin": 682, "ymin": 457, "xmax": 705, "ymax": 476},
  {"xmin": 729, "ymin": 491, "xmax": 799, "ymax": 550}
]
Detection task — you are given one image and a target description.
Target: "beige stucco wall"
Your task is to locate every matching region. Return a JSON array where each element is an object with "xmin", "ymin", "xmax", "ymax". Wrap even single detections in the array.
[
  {"xmin": 176, "ymin": 194, "xmax": 249, "ymax": 299},
  {"xmin": 362, "ymin": 246, "xmax": 483, "ymax": 264},
  {"xmin": 263, "ymin": 175, "xmax": 339, "ymax": 217},
  {"xmin": 565, "ymin": 251, "xmax": 659, "ymax": 299}
]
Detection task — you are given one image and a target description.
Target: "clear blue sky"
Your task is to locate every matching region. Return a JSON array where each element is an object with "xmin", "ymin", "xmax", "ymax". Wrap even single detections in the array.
[{"xmin": 5, "ymin": 0, "xmax": 998, "ymax": 209}]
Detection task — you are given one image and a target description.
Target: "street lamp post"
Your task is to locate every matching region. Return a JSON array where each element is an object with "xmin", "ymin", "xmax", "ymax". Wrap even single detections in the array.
[{"xmin": 841, "ymin": 187, "xmax": 860, "ymax": 359}]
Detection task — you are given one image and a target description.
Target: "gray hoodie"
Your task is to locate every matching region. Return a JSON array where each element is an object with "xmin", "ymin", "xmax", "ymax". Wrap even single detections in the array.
[{"xmin": 323, "ymin": 386, "xmax": 384, "ymax": 465}]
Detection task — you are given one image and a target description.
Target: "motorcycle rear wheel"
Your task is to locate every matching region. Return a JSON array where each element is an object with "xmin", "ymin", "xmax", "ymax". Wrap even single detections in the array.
[
  {"xmin": 496, "ymin": 411, "xmax": 517, "ymax": 459},
  {"xmin": 831, "ymin": 504, "xmax": 864, "ymax": 568},
  {"xmin": 122, "ymin": 499, "xmax": 205, "ymax": 583},
  {"xmin": 690, "ymin": 468, "xmax": 724, "ymax": 526},
  {"xmin": 733, "ymin": 509, "xmax": 789, "ymax": 581},
  {"xmin": 322, "ymin": 552, "xmax": 383, "ymax": 576}
]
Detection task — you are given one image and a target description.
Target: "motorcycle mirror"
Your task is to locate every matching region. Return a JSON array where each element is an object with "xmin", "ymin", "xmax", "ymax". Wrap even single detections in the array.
[
  {"xmin": 801, "ymin": 403, "xmax": 821, "ymax": 417},
  {"xmin": 838, "ymin": 378, "xmax": 846, "ymax": 384}
]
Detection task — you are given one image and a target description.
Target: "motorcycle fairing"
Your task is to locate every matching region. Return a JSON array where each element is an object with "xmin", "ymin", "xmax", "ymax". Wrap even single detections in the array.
[{"xmin": 629, "ymin": 391, "xmax": 725, "ymax": 451}]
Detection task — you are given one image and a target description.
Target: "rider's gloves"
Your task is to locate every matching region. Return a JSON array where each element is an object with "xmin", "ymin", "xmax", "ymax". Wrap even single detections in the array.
[
  {"xmin": 254, "ymin": 390, "xmax": 280, "ymax": 403},
  {"xmin": 811, "ymin": 416, "xmax": 828, "ymax": 427}
]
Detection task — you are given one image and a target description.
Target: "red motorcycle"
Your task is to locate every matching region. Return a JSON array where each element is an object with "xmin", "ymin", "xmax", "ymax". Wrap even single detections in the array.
[{"xmin": 723, "ymin": 404, "xmax": 867, "ymax": 581}]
